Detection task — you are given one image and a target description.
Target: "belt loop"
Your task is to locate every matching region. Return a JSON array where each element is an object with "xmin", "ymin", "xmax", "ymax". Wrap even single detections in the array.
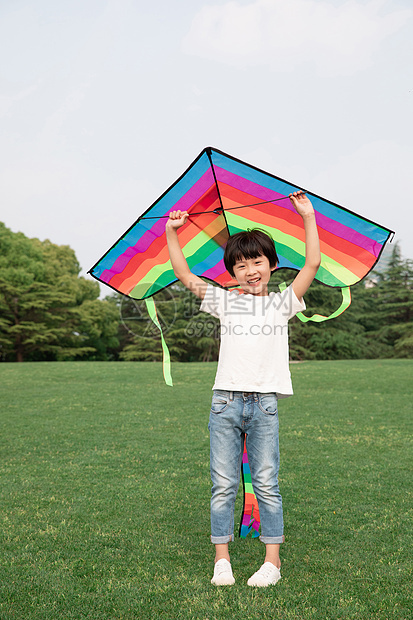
[
  {"xmin": 229, "ymin": 391, "xmax": 234, "ymax": 401},
  {"xmin": 254, "ymin": 391, "xmax": 258, "ymax": 401}
]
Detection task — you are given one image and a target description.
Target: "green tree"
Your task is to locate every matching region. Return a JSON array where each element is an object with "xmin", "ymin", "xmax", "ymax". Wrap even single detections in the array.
[
  {"xmin": 115, "ymin": 288, "xmax": 176, "ymax": 362},
  {"xmin": 360, "ymin": 243, "xmax": 413, "ymax": 357},
  {"xmin": 0, "ymin": 223, "xmax": 119, "ymax": 361},
  {"xmin": 106, "ymin": 246, "xmax": 412, "ymax": 364},
  {"xmin": 114, "ymin": 283, "xmax": 219, "ymax": 362},
  {"xmin": 286, "ymin": 243, "xmax": 413, "ymax": 361},
  {"xmin": 268, "ymin": 268, "xmax": 372, "ymax": 360}
]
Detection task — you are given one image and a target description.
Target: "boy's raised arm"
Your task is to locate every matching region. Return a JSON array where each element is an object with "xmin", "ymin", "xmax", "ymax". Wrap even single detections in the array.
[
  {"xmin": 165, "ymin": 210, "xmax": 208, "ymax": 300},
  {"xmin": 289, "ymin": 192, "xmax": 321, "ymax": 301}
]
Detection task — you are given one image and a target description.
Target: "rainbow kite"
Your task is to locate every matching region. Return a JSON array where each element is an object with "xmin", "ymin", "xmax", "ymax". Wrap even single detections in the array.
[
  {"xmin": 90, "ymin": 147, "xmax": 393, "ymax": 300},
  {"xmin": 89, "ymin": 146, "xmax": 394, "ymax": 539}
]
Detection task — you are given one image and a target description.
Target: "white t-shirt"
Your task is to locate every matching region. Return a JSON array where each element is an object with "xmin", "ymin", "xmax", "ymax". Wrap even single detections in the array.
[{"xmin": 200, "ymin": 283, "xmax": 306, "ymax": 397}]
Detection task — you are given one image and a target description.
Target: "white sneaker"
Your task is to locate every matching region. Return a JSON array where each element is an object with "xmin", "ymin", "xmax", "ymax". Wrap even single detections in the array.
[
  {"xmin": 247, "ymin": 562, "xmax": 281, "ymax": 587},
  {"xmin": 211, "ymin": 558, "xmax": 235, "ymax": 586}
]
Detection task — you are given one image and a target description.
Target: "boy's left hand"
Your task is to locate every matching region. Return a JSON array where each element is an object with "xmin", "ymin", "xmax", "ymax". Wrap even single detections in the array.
[{"xmin": 289, "ymin": 191, "xmax": 315, "ymax": 219}]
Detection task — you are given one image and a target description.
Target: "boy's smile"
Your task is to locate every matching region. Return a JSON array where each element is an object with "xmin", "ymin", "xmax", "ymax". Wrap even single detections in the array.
[{"xmin": 232, "ymin": 255, "xmax": 273, "ymax": 296}]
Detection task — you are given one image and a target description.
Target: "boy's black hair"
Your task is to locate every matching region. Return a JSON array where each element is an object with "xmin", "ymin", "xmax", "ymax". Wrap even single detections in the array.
[{"xmin": 224, "ymin": 229, "xmax": 278, "ymax": 277}]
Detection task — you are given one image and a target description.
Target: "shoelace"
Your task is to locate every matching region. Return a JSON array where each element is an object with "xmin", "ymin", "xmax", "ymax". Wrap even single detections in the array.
[
  {"xmin": 215, "ymin": 561, "xmax": 231, "ymax": 576},
  {"xmin": 256, "ymin": 564, "xmax": 279, "ymax": 578}
]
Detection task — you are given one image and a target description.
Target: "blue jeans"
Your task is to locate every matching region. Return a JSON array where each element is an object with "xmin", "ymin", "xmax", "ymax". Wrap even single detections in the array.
[{"xmin": 208, "ymin": 390, "xmax": 284, "ymax": 545}]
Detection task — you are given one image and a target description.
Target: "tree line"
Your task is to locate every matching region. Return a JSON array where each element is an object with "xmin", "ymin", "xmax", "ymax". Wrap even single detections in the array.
[{"xmin": 1, "ymin": 222, "xmax": 412, "ymax": 363}]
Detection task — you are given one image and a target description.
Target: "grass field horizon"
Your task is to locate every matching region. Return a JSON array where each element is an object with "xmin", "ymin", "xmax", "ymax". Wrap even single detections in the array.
[{"xmin": 1, "ymin": 360, "xmax": 411, "ymax": 619}]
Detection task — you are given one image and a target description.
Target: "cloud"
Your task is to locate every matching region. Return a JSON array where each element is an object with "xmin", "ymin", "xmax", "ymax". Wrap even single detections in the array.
[
  {"xmin": 0, "ymin": 83, "xmax": 40, "ymax": 119},
  {"xmin": 309, "ymin": 139, "xmax": 413, "ymax": 256},
  {"xmin": 221, "ymin": 140, "xmax": 413, "ymax": 258},
  {"xmin": 182, "ymin": 0, "xmax": 412, "ymax": 76}
]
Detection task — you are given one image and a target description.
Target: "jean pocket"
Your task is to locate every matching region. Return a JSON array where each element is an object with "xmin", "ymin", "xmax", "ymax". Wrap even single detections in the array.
[
  {"xmin": 210, "ymin": 391, "xmax": 230, "ymax": 414},
  {"xmin": 258, "ymin": 393, "xmax": 278, "ymax": 415}
]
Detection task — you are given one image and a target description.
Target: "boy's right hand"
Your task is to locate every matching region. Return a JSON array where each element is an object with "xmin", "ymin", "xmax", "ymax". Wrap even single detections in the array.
[
  {"xmin": 166, "ymin": 210, "xmax": 189, "ymax": 231},
  {"xmin": 165, "ymin": 208, "xmax": 207, "ymax": 300}
]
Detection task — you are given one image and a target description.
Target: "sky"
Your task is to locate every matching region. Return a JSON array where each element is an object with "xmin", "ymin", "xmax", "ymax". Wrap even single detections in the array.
[{"xmin": 1, "ymin": 0, "xmax": 412, "ymax": 288}]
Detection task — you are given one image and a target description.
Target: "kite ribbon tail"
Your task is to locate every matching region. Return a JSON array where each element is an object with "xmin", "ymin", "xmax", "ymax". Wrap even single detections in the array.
[
  {"xmin": 239, "ymin": 438, "xmax": 260, "ymax": 539},
  {"xmin": 145, "ymin": 297, "xmax": 173, "ymax": 386},
  {"xmin": 278, "ymin": 283, "xmax": 352, "ymax": 323}
]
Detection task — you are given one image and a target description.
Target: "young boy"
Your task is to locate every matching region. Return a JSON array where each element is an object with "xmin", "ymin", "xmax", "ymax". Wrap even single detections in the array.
[{"xmin": 166, "ymin": 192, "xmax": 321, "ymax": 587}]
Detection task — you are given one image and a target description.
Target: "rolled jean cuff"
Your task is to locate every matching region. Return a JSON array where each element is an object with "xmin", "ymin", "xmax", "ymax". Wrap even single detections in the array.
[
  {"xmin": 259, "ymin": 535, "xmax": 285, "ymax": 544},
  {"xmin": 211, "ymin": 534, "xmax": 234, "ymax": 544}
]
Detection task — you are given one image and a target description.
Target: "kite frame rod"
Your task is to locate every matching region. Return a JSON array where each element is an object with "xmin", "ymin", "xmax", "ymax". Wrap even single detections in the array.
[{"xmin": 138, "ymin": 195, "xmax": 293, "ymax": 220}]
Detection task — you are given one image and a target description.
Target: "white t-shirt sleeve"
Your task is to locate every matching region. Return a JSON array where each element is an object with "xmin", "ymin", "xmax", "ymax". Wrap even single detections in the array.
[
  {"xmin": 200, "ymin": 283, "xmax": 226, "ymax": 319},
  {"xmin": 277, "ymin": 284, "xmax": 306, "ymax": 320}
]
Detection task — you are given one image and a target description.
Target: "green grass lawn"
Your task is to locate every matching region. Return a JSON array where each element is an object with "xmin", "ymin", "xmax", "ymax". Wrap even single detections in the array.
[{"xmin": 0, "ymin": 360, "xmax": 411, "ymax": 620}]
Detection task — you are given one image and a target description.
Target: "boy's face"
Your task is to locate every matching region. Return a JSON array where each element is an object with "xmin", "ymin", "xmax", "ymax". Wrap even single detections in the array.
[{"xmin": 232, "ymin": 254, "xmax": 273, "ymax": 296}]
